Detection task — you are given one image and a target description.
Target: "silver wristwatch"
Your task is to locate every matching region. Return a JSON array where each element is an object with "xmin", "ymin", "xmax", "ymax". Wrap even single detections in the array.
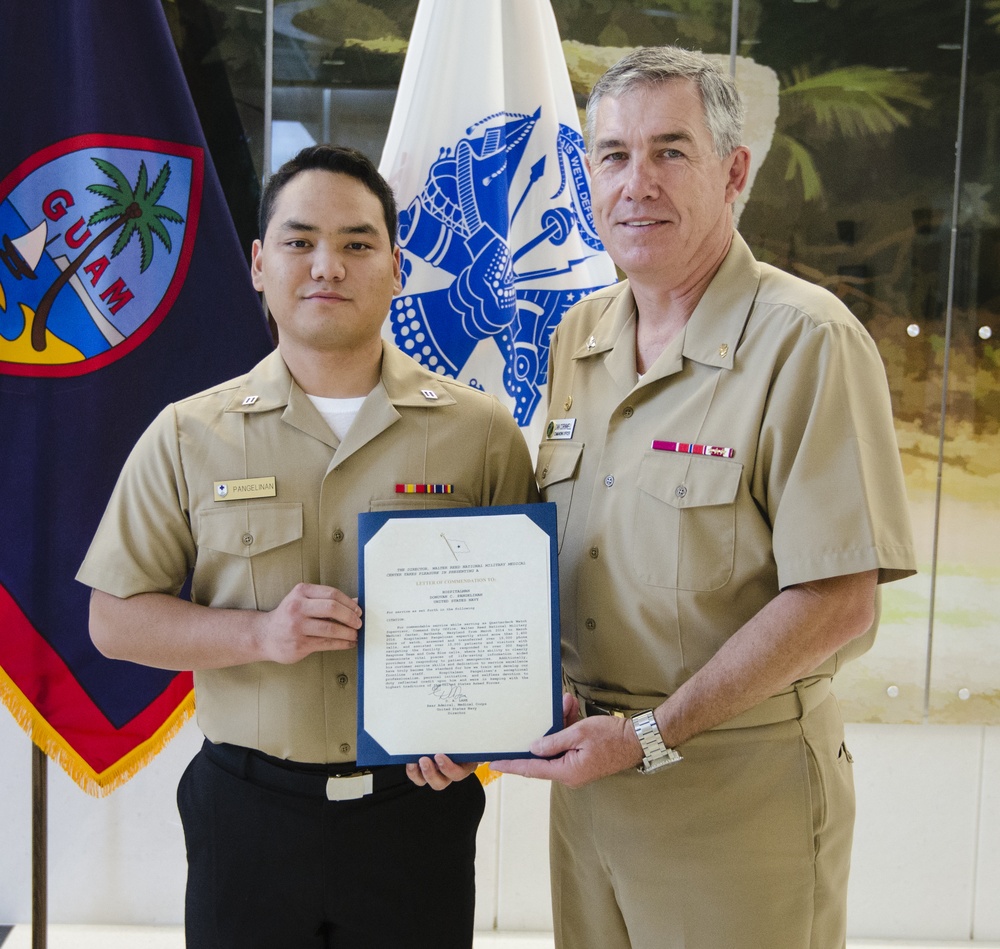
[{"xmin": 631, "ymin": 710, "xmax": 683, "ymax": 774}]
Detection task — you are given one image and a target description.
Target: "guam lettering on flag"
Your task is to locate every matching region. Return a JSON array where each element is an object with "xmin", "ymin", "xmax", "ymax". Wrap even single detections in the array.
[
  {"xmin": 0, "ymin": 0, "xmax": 273, "ymax": 794},
  {"xmin": 379, "ymin": 0, "xmax": 617, "ymax": 453}
]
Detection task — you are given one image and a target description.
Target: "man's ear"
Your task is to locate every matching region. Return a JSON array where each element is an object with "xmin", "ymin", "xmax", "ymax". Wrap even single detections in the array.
[
  {"xmin": 250, "ymin": 238, "xmax": 264, "ymax": 292},
  {"xmin": 725, "ymin": 146, "xmax": 752, "ymax": 204},
  {"xmin": 392, "ymin": 244, "xmax": 402, "ymax": 296}
]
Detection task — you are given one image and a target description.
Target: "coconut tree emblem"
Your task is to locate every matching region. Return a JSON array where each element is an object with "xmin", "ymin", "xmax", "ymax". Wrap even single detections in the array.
[{"xmin": 31, "ymin": 157, "xmax": 184, "ymax": 351}]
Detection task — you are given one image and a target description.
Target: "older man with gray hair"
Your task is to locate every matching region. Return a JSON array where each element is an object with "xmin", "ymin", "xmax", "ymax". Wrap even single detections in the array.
[{"xmin": 494, "ymin": 46, "xmax": 915, "ymax": 949}]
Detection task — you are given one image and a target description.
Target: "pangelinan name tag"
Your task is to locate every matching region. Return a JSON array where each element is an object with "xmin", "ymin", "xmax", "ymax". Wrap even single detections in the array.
[
  {"xmin": 214, "ymin": 476, "xmax": 277, "ymax": 501},
  {"xmin": 546, "ymin": 418, "xmax": 576, "ymax": 440}
]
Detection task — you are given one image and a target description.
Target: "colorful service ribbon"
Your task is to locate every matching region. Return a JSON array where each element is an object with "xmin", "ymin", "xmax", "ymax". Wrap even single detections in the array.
[
  {"xmin": 651, "ymin": 440, "xmax": 735, "ymax": 459},
  {"xmin": 395, "ymin": 483, "xmax": 454, "ymax": 494}
]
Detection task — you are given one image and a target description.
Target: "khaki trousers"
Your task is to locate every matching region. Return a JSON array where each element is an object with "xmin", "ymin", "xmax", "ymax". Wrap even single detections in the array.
[{"xmin": 549, "ymin": 693, "xmax": 854, "ymax": 949}]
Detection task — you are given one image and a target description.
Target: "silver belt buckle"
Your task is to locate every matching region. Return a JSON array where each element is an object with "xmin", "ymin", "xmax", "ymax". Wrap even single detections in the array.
[
  {"xmin": 589, "ymin": 701, "xmax": 629, "ymax": 719},
  {"xmin": 326, "ymin": 771, "xmax": 374, "ymax": 801}
]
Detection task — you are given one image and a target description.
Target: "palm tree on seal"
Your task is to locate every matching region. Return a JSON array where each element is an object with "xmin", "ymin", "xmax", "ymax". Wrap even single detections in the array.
[{"xmin": 31, "ymin": 157, "xmax": 184, "ymax": 351}]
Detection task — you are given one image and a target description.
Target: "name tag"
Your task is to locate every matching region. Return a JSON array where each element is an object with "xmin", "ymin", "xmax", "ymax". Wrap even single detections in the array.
[
  {"xmin": 546, "ymin": 418, "xmax": 576, "ymax": 440},
  {"xmin": 214, "ymin": 476, "xmax": 277, "ymax": 501}
]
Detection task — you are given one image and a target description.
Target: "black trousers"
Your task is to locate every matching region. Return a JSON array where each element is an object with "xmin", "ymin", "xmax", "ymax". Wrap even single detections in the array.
[{"xmin": 177, "ymin": 740, "xmax": 485, "ymax": 949}]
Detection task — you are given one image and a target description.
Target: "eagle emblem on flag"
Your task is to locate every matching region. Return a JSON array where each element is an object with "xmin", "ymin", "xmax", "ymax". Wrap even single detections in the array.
[{"xmin": 388, "ymin": 108, "xmax": 610, "ymax": 427}]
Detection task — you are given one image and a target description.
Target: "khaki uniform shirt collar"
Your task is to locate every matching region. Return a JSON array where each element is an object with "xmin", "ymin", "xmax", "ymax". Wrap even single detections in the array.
[
  {"xmin": 221, "ymin": 342, "xmax": 460, "ymax": 463},
  {"xmin": 569, "ymin": 231, "xmax": 761, "ymax": 387},
  {"xmin": 682, "ymin": 231, "xmax": 760, "ymax": 371},
  {"xmin": 378, "ymin": 340, "xmax": 458, "ymax": 408},
  {"xmin": 222, "ymin": 348, "xmax": 338, "ymax": 449},
  {"xmin": 330, "ymin": 341, "xmax": 458, "ymax": 464}
]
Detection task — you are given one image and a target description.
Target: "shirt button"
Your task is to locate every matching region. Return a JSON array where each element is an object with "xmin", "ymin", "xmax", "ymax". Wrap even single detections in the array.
[
  {"xmin": 339, "ymin": 743, "xmax": 351, "ymax": 755},
  {"xmin": 337, "ymin": 674, "xmax": 349, "ymax": 686},
  {"xmin": 541, "ymin": 466, "xmax": 549, "ymax": 478},
  {"xmin": 241, "ymin": 532, "xmax": 253, "ymax": 546},
  {"xmin": 604, "ymin": 475, "xmax": 615, "ymax": 488},
  {"xmin": 589, "ymin": 546, "xmax": 599, "ymax": 559},
  {"xmin": 622, "ymin": 406, "xmax": 634, "ymax": 418},
  {"xmin": 333, "ymin": 529, "xmax": 345, "ymax": 542},
  {"xmin": 585, "ymin": 618, "xmax": 596, "ymax": 630},
  {"xmin": 675, "ymin": 485, "xmax": 688, "ymax": 498}
]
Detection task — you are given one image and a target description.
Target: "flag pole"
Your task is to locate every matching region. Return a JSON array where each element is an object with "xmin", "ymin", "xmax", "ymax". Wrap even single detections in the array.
[{"xmin": 32, "ymin": 742, "xmax": 47, "ymax": 949}]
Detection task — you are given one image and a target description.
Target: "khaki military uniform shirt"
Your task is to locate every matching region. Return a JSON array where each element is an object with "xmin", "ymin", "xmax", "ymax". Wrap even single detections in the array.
[
  {"xmin": 537, "ymin": 233, "xmax": 915, "ymax": 708},
  {"xmin": 77, "ymin": 342, "xmax": 537, "ymax": 762}
]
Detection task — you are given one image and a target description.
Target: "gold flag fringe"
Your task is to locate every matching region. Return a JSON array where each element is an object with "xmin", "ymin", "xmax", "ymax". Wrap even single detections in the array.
[
  {"xmin": 475, "ymin": 762, "xmax": 502, "ymax": 786},
  {"xmin": 2, "ymin": 665, "xmax": 502, "ymax": 793},
  {"xmin": 0, "ymin": 668, "xmax": 195, "ymax": 797}
]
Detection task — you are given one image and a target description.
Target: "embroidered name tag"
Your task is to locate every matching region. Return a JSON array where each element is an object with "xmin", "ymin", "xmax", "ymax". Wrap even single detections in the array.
[
  {"xmin": 214, "ymin": 476, "xmax": 277, "ymax": 501},
  {"xmin": 546, "ymin": 418, "xmax": 576, "ymax": 440}
]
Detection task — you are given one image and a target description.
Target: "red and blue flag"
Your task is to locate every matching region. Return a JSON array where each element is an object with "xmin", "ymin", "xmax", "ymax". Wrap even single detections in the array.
[{"xmin": 0, "ymin": 0, "xmax": 273, "ymax": 793}]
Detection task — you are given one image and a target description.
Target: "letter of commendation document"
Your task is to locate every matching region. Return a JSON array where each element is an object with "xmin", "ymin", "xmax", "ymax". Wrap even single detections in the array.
[{"xmin": 355, "ymin": 503, "xmax": 561, "ymax": 765}]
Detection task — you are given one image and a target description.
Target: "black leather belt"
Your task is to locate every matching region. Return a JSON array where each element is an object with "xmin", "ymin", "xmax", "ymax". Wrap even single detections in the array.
[{"xmin": 203, "ymin": 740, "xmax": 410, "ymax": 801}]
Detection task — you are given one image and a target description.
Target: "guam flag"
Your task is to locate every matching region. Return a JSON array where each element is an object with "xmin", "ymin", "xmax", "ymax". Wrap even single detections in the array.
[
  {"xmin": 379, "ymin": 0, "xmax": 617, "ymax": 455},
  {"xmin": 0, "ymin": 1, "xmax": 273, "ymax": 794}
]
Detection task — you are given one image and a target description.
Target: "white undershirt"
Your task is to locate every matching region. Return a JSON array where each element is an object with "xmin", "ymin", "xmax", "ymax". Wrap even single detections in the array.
[{"xmin": 306, "ymin": 394, "xmax": 366, "ymax": 442}]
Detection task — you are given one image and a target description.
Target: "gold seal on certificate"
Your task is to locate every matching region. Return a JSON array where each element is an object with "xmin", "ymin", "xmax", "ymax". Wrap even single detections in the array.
[{"xmin": 356, "ymin": 503, "xmax": 561, "ymax": 765}]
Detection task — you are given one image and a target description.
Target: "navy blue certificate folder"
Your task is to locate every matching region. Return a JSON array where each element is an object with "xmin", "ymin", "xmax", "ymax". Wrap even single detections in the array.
[{"xmin": 356, "ymin": 502, "xmax": 561, "ymax": 766}]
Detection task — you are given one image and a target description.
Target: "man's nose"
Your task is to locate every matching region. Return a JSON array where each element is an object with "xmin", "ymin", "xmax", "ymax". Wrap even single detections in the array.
[
  {"xmin": 623, "ymin": 157, "xmax": 658, "ymax": 200},
  {"xmin": 311, "ymin": 245, "xmax": 346, "ymax": 281}
]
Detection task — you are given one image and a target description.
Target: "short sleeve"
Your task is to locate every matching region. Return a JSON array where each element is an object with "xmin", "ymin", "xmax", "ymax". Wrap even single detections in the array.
[{"xmin": 761, "ymin": 319, "xmax": 916, "ymax": 589}]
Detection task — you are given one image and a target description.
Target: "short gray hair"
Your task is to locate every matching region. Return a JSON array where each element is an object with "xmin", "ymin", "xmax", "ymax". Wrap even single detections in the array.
[{"xmin": 585, "ymin": 46, "xmax": 746, "ymax": 159}]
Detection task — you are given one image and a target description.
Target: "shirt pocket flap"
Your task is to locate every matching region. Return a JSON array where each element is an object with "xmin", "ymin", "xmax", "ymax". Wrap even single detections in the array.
[
  {"xmin": 537, "ymin": 441, "xmax": 584, "ymax": 489},
  {"xmin": 197, "ymin": 503, "xmax": 304, "ymax": 558},
  {"xmin": 637, "ymin": 453, "xmax": 742, "ymax": 510}
]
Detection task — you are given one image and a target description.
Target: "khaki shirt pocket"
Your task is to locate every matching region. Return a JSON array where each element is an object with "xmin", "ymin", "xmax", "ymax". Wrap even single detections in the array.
[
  {"xmin": 195, "ymin": 502, "xmax": 304, "ymax": 610},
  {"xmin": 633, "ymin": 453, "xmax": 742, "ymax": 591},
  {"xmin": 537, "ymin": 441, "xmax": 583, "ymax": 552}
]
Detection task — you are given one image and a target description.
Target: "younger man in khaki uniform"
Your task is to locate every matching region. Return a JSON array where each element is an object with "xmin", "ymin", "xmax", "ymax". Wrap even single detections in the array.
[
  {"xmin": 494, "ymin": 47, "xmax": 915, "ymax": 949},
  {"xmin": 78, "ymin": 145, "xmax": 537, "ymax": 948}
]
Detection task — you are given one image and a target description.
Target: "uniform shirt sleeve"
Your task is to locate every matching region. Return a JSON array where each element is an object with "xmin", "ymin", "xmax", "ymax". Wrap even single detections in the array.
[
  {"xmin": 757, "ymin": 317, "xmax": 916, "ymax": 590},
  {"xmin": 76, "ymin": 403, "xmax": 196, "ymax": 599}
]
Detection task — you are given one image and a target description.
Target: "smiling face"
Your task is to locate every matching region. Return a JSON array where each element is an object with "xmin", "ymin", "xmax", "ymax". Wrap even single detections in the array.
[
  {"xmin": 250, "ymin": 169, "xmax": 401, "ymax": 364},
  {"xmin": 586, "ymin": 78, "xmax": 749, "ymax": 291}
]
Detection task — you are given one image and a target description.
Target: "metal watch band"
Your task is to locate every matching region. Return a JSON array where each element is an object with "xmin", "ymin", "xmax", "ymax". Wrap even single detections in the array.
[{"xmin": 631, "ymin": 710, "xmax": 683, "ymax": 774}]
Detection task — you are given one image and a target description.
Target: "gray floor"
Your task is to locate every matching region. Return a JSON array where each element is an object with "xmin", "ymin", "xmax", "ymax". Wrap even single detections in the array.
[{"xmin": 1, "ymin": 928, "xmax": 999, "ymax": 948}]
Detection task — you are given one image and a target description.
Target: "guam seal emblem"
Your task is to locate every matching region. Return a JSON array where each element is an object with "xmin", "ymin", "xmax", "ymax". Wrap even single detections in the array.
[
  {"xmin": 0, "ymin": 134, "xmax": 202, "ymax": 378},
  {"xmin": 388, "ymin": 107, "xmax": 613, "ymax": 426}
]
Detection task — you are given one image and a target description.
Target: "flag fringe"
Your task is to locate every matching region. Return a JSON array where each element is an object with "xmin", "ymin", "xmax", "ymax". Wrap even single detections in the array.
[
  {"xmin": 475, "ymin": 762, "xmax": 502, "ymax": 786},
  {"xmin": 0, "ymin": 668, "xmax": 195, "ymax": 797},
  {"xmin": 2, "ymin": 665, "xmax": 497, "ymax": 792}
]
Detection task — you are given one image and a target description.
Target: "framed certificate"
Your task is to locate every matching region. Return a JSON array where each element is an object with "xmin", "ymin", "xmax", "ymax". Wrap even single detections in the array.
[{"xmin": 356, "ymin": 502, "xmax": 561, "ymax": 765}]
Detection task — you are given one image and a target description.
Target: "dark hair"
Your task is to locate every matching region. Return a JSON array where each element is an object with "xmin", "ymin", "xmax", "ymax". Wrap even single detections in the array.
[{"xmin": 258, "ymin": 144, "xmax": 398, "ymax": 246}]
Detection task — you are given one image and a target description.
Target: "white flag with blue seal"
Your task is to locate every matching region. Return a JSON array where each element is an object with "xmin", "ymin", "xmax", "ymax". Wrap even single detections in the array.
[{"xmin": 379, "ymin": 0, "xmax": 617, "ymax": 453}]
